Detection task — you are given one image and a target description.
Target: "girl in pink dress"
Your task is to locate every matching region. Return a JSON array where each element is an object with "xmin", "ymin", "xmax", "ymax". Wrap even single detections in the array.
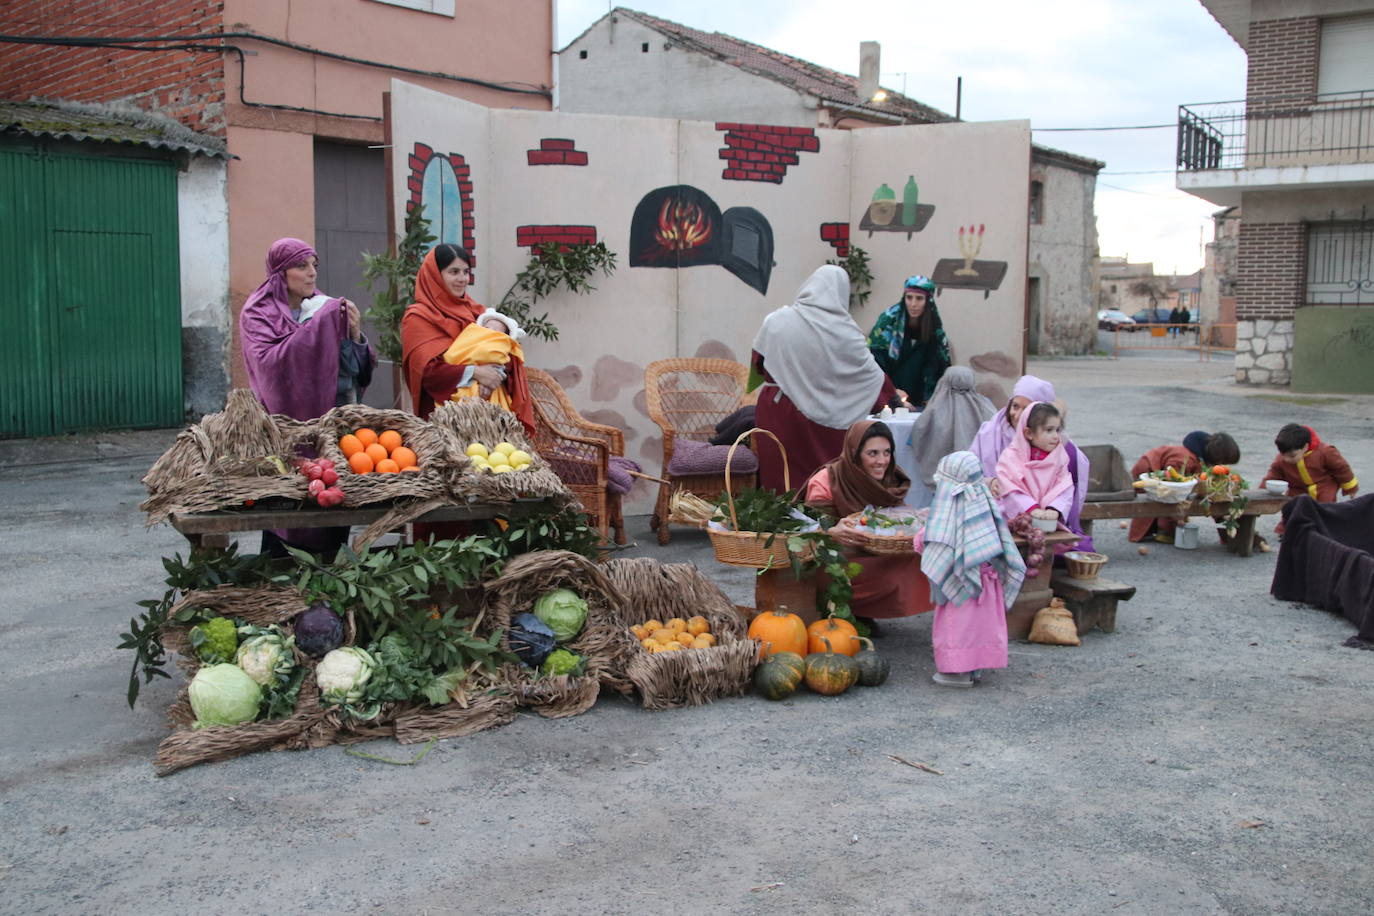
[
  {"xmin": 995, "ymin": 402, "xmax": 1074, "ymax": 531},
  {"xmin": 916, "ymin": 451, "xmax": 1026, "ymax": 687}
]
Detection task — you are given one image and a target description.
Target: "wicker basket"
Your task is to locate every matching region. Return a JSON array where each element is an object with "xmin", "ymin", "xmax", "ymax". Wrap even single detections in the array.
[
  {"xmin": 1063, "ymin": 550, "xmax": 1108, "ymax": 580},
  {"xmin": 427, "ymin": 399, "xmax": 575, "ymax": 509},
  {"xmin": 482, "ymin": 550, "xmax": 635, "ymax": 718},
  {"xmin": 141, "ymin": 389, "xmax": 316, "ymax": 525},
  {"xmin": 155, "ymin": 585, "xmax": 333, "ymax": 775},
  {"xmin": 605, "ymin": 557, "xmax": 757, "ymax": 710},
  {"xmin": 314, "ymin": 404, "xmax": 454, "ymax": 506},
  {"xmin": 708, "ymin": 428, "xmax": 816, "ymax": 569},
  {"xmin": 856, "ymin": 531, "xmax": 918, "ymax": 556}
]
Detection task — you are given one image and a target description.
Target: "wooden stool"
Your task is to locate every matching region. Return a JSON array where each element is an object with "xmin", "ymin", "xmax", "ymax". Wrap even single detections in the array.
[{"xmin": 1050, "ymin": 571, "xmax": 1136, "ymax": 634}]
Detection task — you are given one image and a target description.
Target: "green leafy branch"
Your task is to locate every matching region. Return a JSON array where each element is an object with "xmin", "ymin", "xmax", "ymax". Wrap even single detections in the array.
[
  {"xmin": 827, "ymin": 244, "xmax": 874, "ymax": 310},
  {"xmin": 360, "ymin": 204, "xmax": 436, "ymax": 363},
  {"xmin": 497, "ymin": 241, "xmax": 618, "ymax": 341}
]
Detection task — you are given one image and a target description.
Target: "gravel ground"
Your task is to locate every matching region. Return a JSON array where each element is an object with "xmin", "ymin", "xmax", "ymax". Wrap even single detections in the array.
[{"xmin": 2, "ymin": 357, "xmax": 1372, "ymax": 915}]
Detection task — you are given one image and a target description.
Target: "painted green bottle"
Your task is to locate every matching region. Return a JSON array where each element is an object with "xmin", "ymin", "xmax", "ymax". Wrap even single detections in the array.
[{"xmin": 901, "ymin": 175, "xmax": 919, "ymax": 226}]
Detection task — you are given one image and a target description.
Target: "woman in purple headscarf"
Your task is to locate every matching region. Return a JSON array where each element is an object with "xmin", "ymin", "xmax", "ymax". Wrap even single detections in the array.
[
  {"xmin": 239, "ymin": 237, "xmax": 375, "ymax": 557},
  {"xmin": 968, "ymin": 375, "xmax": 1092, "ymax": 550},
  {"xmin": 239, "ymin": 237, "xmax": 373, "ymax": 420}
]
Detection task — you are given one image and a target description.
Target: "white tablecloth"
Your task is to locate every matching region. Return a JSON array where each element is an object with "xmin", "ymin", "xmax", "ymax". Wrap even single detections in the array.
[{"xmin": 869, "ymin": 412, "xmax": 933, "ymax": 508}]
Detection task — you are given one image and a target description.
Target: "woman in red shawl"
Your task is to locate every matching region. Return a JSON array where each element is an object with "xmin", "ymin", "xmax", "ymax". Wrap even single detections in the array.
[
  {"xmin": 400, "ymin": 244, "xmax": 534, "ymax": 433},
  {"xmin": 804, "ymin": 420, "xmax": 932, "ymax": 629}
]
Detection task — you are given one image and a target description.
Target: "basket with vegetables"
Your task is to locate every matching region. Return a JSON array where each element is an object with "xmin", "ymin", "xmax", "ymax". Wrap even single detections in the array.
[
  {"xmin": 155, "ymin": 585, "xmax": 352, "ymax": 775},
  {"xmin": 1135, "ymin": 466, "xmax": 1201, "ymax": 504},
  {"xmin": 846, "ymin": 507, "xmax": 924, "ymax": 557},
  {"xmin": 483, "ymin": 550, "xmax": 636, "ymax": 718},
  {"xmin": 708, "ymin": 429, "xmax": 818, "ymax": 568},
  {"xmin": 605, "ymin": 557, "xmax": 756, "ymax": 710}
]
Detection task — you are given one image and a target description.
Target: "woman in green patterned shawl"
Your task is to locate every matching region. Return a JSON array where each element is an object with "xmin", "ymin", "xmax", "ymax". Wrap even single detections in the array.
[{"xmin": 866, "ymin": 275, "xmax": 952, "ymax": 407}]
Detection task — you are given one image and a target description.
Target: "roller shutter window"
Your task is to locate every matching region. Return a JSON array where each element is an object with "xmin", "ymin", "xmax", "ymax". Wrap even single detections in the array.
[{"xmin": 1317, "ymin": 14, "xmax": 1374, "ymax": 97}]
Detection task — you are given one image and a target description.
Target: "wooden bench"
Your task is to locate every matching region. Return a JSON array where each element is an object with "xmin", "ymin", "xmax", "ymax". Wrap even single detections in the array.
[
  {"xmin": 1078, "ymin": 490, "xmax": 1288, "ymax": 557},
  {"xmin": 1051, "ymin": 571, "xmax": 1136, "ymax": 634}
]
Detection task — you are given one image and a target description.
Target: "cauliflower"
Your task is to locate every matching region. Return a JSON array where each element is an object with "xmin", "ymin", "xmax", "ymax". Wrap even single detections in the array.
[
  {"xmin": 189, "ymin": 617, "xmax": 238, "ymax": 665},
  {"xmin": 235, "ymin": 626, "xmax": 295, "ymax": 687},
  {"xmin": 316, "ymin": 647, "xmax": 379, "ymax": 718}
]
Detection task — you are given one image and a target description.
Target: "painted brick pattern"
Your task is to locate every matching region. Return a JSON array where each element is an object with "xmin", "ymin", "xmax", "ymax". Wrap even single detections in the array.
[
  {"xmin": 0, "ymin": 0, "xmax": 228, "ymax": 135},
  {"xmin": 527, "ymin": 138, "xmax": 588, "ymax": 166},
  {"xmin": 516, "ymin": 225, "xmax": 597, "ymax": 251},
  {"xmin": 1246, "ymin": 17, "xmax": 1319, "ymax": 106},
  {"xmin": 819, "ymin": 222, "xmax": 850, "ymax": 258},
  {"xmin": 1235, "ymin": 221, "xmax": 1305, "ymax": 320},
  {"xmin": 406, "ymin": 143, "xmax": 477, "ymax": 266},
  {"xmin": 715, "ymin": 122, "xmax": 820, "ymax": 184}
]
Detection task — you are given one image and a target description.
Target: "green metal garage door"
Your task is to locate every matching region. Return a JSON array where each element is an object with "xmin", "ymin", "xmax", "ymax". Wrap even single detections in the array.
[{"xmin": 0, "ymin": 145, "xmax": 182, "ymax": 438}]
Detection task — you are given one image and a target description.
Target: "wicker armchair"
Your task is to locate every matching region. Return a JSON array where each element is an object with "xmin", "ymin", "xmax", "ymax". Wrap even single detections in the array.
[
  {"xmin": 526, "ymin": 368, "xmax": 626, "ymax": 544},
  {"xmin": 643, "ymin": 357, "xmax": 755, "ymax": 545}
]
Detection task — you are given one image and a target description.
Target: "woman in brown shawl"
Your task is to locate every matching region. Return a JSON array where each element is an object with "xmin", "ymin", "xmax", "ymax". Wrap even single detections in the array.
[
  {"xmin": 400, "ymin": 244, "xmax": 534, "ymax": 433},
  {"xmin": 804, "ymin": 420, "xmax": 932, "ymax": 626}
]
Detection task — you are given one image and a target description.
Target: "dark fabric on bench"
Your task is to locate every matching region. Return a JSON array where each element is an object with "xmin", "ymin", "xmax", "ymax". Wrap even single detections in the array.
[{"xmin": 1271, "ymin": 494, "xmax": 1374, "ymax": 647}]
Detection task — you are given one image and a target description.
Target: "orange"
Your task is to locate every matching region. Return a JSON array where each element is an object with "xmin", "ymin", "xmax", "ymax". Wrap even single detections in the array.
[
  {"xmin": 400, "ymin": 465, "xmax": 422, "ymax": 474},
  {"xmin": 643, "ymin": 619, "xmax": 664, "ymax": 634},
  {"xmin": 347, "ymin": 451, "xmax": 374, "ymax": 474},
  {"xmin": 375, "ymin": 458, "xmax": 400, "ymax": 474},
  {"xmin": 666, "ymin": 618, "xmax": 688, "ymax": 634},
  {"xmin": 692, "ymin": 635, "xmax": 714, "ymax": 650},
  {"xmin": 390, "ymin": 446, "xmax": 418, "ymax": 469},
  {"xmin": 364, "ymin": 443, "xmax": 389, "ymax": 466},
  {"xmin": 354, "ymin": 427, "xmax": 378, "ymax": 447},
  {"xmin": 339, "ymin": 434, "xmax": 363, "ymax": 458},
  {"xmin": 378, "ymin": 430, "xmax": 403, "ymax": 453},
  {"xmin": 686, "ymin": 616, "xmax": 710, "ymax": 636},
  {"xmin": 675, "ymin": 632, "xmax": 695, "ymax": 647}
]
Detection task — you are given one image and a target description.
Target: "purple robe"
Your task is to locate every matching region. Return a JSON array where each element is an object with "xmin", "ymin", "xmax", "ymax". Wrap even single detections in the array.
[
  {"xmin": 967, "ymin": 374, "xmax": 1093, "ymax": 551},
  {"xmin": 239, "ymin": 238, "xmax": 348, "ymax": 421}
]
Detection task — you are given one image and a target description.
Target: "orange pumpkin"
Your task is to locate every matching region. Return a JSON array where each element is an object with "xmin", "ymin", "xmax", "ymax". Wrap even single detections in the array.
[
  {"xmin": 747, "ymin": 610, "xmax": 808, "ymax": 658},
  {"xmin": 806, "ymin": 616, "xmax": 860, "ymax": 657},
  {"xmin": 1212, "ymin": 465, "xmax": 1230, "ymax": 476}
]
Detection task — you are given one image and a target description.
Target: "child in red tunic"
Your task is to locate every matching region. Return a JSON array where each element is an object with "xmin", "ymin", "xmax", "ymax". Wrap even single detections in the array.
[{"xmin": 1263, "ymin": 425, "xmax": 1359, "ymax": 536}]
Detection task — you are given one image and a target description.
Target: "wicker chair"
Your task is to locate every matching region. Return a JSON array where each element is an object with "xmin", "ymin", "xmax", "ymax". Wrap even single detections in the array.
[
  {"xmin": 643, "ymin": 357, "xmax": 756, "ymax": 545},
  {"xmin": 525, "ymin": 368, "xmax": 626, "ymax": 545}
]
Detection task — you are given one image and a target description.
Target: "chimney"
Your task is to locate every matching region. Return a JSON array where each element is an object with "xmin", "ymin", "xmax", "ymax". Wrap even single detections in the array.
[{"xmin": 858, "ymin": 41, "xmax": 880, "ymax": 101}]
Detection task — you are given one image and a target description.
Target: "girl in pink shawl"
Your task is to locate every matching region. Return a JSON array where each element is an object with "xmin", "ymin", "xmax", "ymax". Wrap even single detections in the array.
[
  {"xmin": 996, "ymin": 402, "xmax": 1075, "ymax": 529},
  {"xmin": 969, "ymin": 375, "xmax": 1093, "ymax": 550}
]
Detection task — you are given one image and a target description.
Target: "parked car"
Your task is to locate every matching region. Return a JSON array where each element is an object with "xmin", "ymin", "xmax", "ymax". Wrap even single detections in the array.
[
  {"xmin": 1131, "ymin": 308, "xmax": 1173, "ymax": 324},
  {"xmin": 1097, "ymin": 309, "xmax": 1137, "ymax": 331}
]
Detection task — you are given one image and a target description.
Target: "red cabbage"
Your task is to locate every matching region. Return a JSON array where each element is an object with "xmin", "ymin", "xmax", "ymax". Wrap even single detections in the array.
[{"xmin": 294, "ymin": 603, "xmax": 344, "ymax": 658}]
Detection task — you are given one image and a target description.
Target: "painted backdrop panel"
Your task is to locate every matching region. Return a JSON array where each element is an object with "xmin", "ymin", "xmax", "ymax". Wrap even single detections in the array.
[{"xmin": 389, "ymin": 80, "xmax": 1031, "ymax": 513}]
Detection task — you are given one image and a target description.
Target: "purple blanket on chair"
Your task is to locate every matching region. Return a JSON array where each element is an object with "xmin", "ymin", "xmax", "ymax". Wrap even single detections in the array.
[
  {"xmin": 667, "ymin": 438, "xmax": 758, "ymax": 476},
  {"xmin": 607, "ymin": 456, "xmax": 641, "ymax": 495}
]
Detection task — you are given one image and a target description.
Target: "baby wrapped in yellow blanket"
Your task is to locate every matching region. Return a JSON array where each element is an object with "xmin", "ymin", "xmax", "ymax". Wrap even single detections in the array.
[{"xmin": 443, "ymin": 309, "xmax": 526, "ymax": 411}]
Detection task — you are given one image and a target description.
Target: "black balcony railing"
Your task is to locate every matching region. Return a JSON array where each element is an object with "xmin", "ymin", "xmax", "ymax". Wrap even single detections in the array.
[{"xmin": 1177, "ymin": 89, "xmax": 1374, "ymax": 171}]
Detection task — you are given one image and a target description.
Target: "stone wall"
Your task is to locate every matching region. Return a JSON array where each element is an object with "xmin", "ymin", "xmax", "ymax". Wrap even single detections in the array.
[{"xmin": 1234, "ymin": 318, "xmax": 1294, "ymax": 386}]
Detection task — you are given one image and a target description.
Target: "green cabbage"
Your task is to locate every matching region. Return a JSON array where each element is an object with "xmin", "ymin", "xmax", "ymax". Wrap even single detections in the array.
[
  {"xmin": 188, "ymin": 664, "xmax": 262, "ymax": 729},
  {"xmin": 189, "ymin": 617, "xmax": 238, "ymax": 665},
  {"xmin": 540, "ymin": 648, "xmax": 584, "ymax": 678},
  {"xmin": 532, "ymin": 588, "xmax": 588, "ymax": 643}
]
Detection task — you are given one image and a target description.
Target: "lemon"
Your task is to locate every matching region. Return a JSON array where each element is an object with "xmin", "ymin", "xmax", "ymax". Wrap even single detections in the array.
[
  {"xmin": 512, "ymin": 461, "xmax": 531, "ymax": 472},
  {"xmin": 486, "ymin": 451, "xmax": 510, "ymax": 467},
  {"xmin": 465, "ymin": 442, "xmax": 489, "ymax": 458},
  {"xmin": 508, "ymin": 449, "xmax": 532, "ymax": 466},
  {"xmin": 492, "ymin": 465, "xmax": 513, "ymax": 474},
  {"xmin": 493, "ymin": 442, "xmax": 517, "ymax": 457}
]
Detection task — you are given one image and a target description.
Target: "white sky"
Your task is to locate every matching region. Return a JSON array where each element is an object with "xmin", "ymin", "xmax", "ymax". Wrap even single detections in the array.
[{"xmin": 556, "ymin": 0, "xmax": 1248, "ymax": 275}]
